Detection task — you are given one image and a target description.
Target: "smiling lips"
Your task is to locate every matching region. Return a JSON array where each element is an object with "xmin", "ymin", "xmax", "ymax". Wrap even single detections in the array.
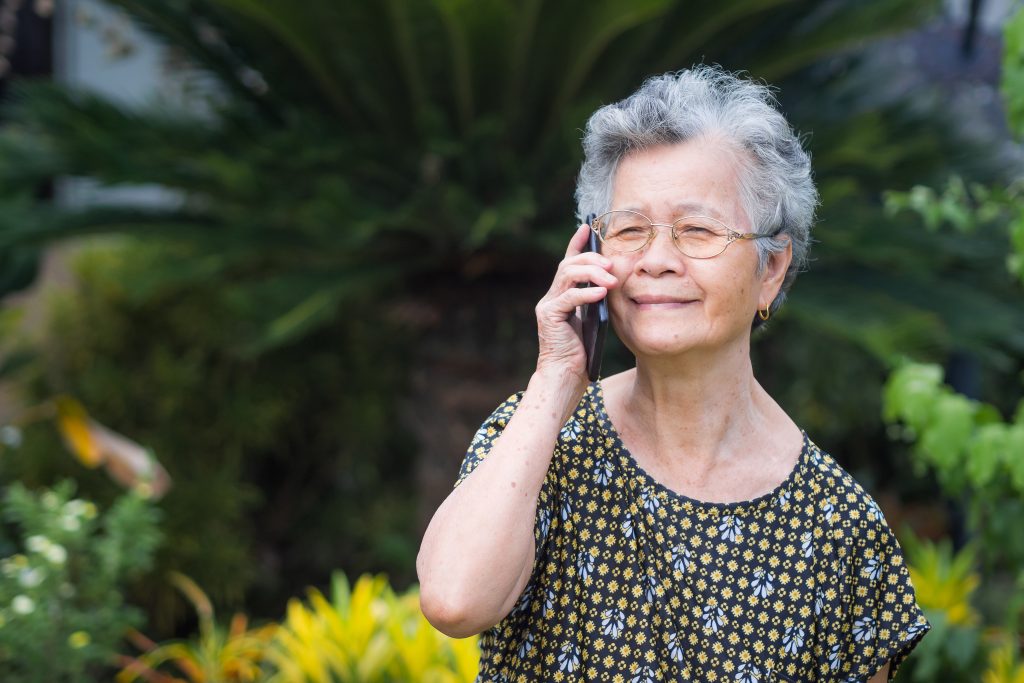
[{"xmin": 630, "ymin": 295, "xmax": 696, "ymax": 309}]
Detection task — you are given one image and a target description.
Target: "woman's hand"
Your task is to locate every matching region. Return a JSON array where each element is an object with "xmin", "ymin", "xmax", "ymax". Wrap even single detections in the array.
[{"xmin": 535, "ymin": 222, "xmax": 617, "ymax": 383}]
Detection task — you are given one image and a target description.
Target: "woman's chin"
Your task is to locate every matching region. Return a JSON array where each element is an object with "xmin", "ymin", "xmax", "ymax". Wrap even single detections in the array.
[{"xmin": 622, "ymin": 330, "xmax": 709, "ymax": 357}]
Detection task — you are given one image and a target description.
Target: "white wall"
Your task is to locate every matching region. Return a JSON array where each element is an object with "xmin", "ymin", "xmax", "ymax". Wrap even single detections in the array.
[{"xmin": 53, "ymin": 0, "xmax": 189, "ymax": 207}]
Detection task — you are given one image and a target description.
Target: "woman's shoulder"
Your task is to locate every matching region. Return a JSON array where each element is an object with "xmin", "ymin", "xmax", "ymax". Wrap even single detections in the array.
[{"xmin": 801, "ymin": 438, "xmax": 895, "ymax": 541}]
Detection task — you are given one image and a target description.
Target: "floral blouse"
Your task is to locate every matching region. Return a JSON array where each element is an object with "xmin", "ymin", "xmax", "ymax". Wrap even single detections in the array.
[{"xmin": 454, "ymin": 381, "xmax": 930, "ymax": 682}]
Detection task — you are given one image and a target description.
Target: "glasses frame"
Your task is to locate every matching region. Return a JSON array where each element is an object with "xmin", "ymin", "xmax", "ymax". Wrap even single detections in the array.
[{"xmin": 590, "ymin": 209, "xmax": 781, "ymax": 259}]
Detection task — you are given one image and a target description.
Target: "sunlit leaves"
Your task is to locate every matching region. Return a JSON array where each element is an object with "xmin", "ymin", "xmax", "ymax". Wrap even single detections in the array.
[
  {"xmin": 266, "ymin": 573, "xmax": 479, "ymax": 683},
  {"xmin": 884, "ymin": 362, "xmax": 1024, "ymax": 497}
]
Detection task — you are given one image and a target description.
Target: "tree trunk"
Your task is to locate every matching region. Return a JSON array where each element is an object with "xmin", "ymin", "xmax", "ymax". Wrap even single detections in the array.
[{"xmin": 395, "ymin": 276, "xmax": 542, "ymax": 545}]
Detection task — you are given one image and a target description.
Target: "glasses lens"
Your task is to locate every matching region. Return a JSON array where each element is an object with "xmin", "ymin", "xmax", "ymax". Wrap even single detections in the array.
[
  {"xmin": 597, "ymin": 211, "xmax": 651, "ymax": 252},
  {"xmin": 672, "ymin": 216, "xmax": 730, "ymax": 258}
]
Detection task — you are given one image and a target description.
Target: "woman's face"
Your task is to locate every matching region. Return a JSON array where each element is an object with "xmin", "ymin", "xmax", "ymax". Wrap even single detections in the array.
[{"xmin": 604, "ymin": 139, "xmax": 790, "ymax": 359}]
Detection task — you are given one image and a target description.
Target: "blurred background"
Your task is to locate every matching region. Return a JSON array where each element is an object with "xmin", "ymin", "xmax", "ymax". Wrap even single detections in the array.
[{"xmin": 0, "ymin": 0, "xmax": 1021, "ymax": 680}]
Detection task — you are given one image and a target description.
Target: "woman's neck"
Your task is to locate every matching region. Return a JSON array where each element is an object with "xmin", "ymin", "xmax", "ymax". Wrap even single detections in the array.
[{"xmin": 612, "ymin": 338, "xmax": 790, "ymax": 478}]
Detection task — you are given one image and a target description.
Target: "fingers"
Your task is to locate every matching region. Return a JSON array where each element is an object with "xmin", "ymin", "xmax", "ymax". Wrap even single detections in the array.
[
  {"xmin": 558, "ymin": 284, "xmax": 608, "ymax": 307},
  {"xmin": 558, "ymin": 263, "xmax": 618, "ymax": 290},
  {"xmin": 536, "ymin": 285, "xmax": 608, "ymax": 321},
  {"xmin": 565, "ymin": 222, "xmax": 597, "ymax": 259}
]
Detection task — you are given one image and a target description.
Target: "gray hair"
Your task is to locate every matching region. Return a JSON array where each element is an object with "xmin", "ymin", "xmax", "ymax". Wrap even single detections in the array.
[{"xmin": 575, "ymin": 65, "xmax": 817, "ymax": 325}]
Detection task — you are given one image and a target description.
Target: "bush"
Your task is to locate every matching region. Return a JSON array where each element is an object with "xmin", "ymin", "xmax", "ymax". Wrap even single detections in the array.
[
  {"xmin": 0, "ymin": 481, "xmax": 161, "ymax": 682},
  {"xmin": 117, "ymin": 572, "xmax": 478, "ymax": 683},
  {"xmin": 4, "ymin": 241, "xmax": 416, "ymax": 633}
]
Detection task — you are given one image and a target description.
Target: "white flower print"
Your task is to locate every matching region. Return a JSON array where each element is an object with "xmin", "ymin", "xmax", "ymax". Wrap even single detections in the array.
[
  {"xmin": 560, "ymin": 418, "xmax": 582, "ymax": 441},
  {"xmin": 862, "ymin": 556, "xmax": 883, "ymax": 581},
  {"xmin": 750, "ymin": 568, "xmax": 775, "ymax": 598},
  {"xmin": 828, "ymin": 643, "xmax": 842, "ymax": 670},
  {"xmin": 783, "ymin": 625, "xmax": 805, "ymax": 655},
  {"xmin": 906, "ymin": 619, "xmax": 928, "ymax": 639},
  {"xmin": 853, "ymin": 616, "xmax": 877, "ymax": 643},
  {"xmin": 822, "ymin": 501, "xmax": 835, "ymax": 523},
  {"xmin": 719, "ymin": 514, "xmax": 744, "ymax": 542},
  {"xmin": 735, "ymin": 662, "xmax": 762, "ymax": 683},
  {"xmin": 594, "ymin": 458, "xmax": 614, "ymax": 486},
  {"xmin": 517, "ymin": 630, "xmax": 534, "ymax": 659},
  {"xmin": 601, "ymin": 608, "xmax": 625, "ymax": 638},
  {"xmin": 560, "ymin": 499, "xmax": 572, "ymax": 522},
  {"xmin": 671, "ymin": 544, "xmax": 691, "ymax": 573},
  {"xmin": 867, "ymin": 498, "xmax": 884, "ymax": 521},
  {"xmin": 630, "ymin": 666, "xmax": 657, "ymax": 683},
  {"xmin": 557, "ymin": 641, "xmax": 580, "ymax": 672},
  {"xmin": 470, "ymin": 423, "xmax": 490, "ymax": 448},
  {"xmin": 542, "ymin": 588, "xmax": 555, "ymax": 617},
  {"xmin": 577, "ymin": 551, "xmax": 595, "ymax": 580},
  {"xmin": 801, "ymin": 531, "xmax": 814, "ymax": 558},
  {"xmin": 641, "ymin": 492, "xmax": 661, "ymax": 513},
  {"xmin": 701, "ymin": 603, "xmax": 726, "ymax": 633},
  {"xmin": 538, "ymin": 507, "xmax": 551, "ymax": 541},
  {"xmin": 777, "ymin": 489, "xmax": 791, "ymax": 508},
  {"xmin": 666, "ymin": 630, "xmax": 685, "ymax": 662},
  {"xmin": 814, "ymin": 587, "xmax": 825, "ymax": 616},
  {"xmin": 644, "ymin": 573, "xmax": 659, "ymax": 603},
  {"xmin": 622, "ymin": 512, "xmax": 635, "ymax": 538},
  {"xmin": 510, "ymin": 586, "xmax": 532, "ymax": 616}
]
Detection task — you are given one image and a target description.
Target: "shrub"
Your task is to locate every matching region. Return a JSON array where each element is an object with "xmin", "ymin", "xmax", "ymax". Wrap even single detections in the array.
[
  {"xmin": 267, "ymin": 573, "xmax": 479, "ymax": 683},
  {"xmin": 0, "ymin": 481, "xmax": 161, "ymax": 682}
]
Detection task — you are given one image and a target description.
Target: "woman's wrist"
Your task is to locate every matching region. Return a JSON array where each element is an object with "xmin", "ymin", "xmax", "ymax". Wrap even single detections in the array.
[{"xmin": 527, "ymin": 366, "xmax": 589, "ymax": 426}]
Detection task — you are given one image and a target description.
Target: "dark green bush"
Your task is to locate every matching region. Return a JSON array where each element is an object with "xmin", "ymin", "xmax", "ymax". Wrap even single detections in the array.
[{"xmin": 4, "ymin": 240, "xmax": 415, "ymax": 633}]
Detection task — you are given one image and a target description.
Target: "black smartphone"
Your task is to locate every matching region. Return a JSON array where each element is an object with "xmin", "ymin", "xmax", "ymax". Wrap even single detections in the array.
[{"xmin": 580, "ymin": 213, "xmax": 609, "ymax": 382}]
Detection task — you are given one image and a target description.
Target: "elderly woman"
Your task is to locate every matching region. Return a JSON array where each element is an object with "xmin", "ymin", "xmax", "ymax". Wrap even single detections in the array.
[{"xmin": 417, "ymin": 66, "xmax": 930, "ymax": 682}]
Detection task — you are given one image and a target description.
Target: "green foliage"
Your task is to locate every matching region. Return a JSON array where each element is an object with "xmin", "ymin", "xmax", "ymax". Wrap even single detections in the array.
[
  {"xmin": 1003, "ymin": 4, "xmax": 1024, "ymax": 142},
  {"xmin": 886, "ymin": 177, "xmax": 1024, "ymax": 284},
  {"xmin": 884, "ymin": 362, "xmax": 1024, "ymax": 497},
  {"xmin": 118, "ymin": 572, "xmax": 277, "ymax": 683},
  {"xmin": 1, "ymin": 0, "xmax": 1017, "ymax": 447},
  {"xmin": 900, "ymin": 608, "xmax": 985, "ymax": 682},
  {"xmin": 1, "ymin": 0, "xmax": 988, "ymax": 359},
  {"xmin": 3, "ymin": 241, "xmax": 415, "ymax": 632},
  {"xmin": 0, "ymin": 481, "xmax": 161, "ymax": 682},
  {"xmin": 2, "ymin": 0, "xmax": 1021, "ymax": 657},
  {"xmin": 266, "ymin": 573, "xmax": 479, "ymax": 683},
  {"xmin": 115, "ymin": 572, "xmax": 479, "ymax": 683},
  {"xmin": 897, "ymin": 534, "xmax": 1024, "ymax": 683}
]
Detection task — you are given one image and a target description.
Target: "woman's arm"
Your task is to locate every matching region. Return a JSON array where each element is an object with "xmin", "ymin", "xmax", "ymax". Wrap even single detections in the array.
[
  {"xmin": 417, "ymin": 222, "xmax": 615, "ymax": 638},
  {"xmin": 416, "ymin": 368, "xmax": 584, "ymax": 638},
  {"xmin": 868, "ymin": 662, "xmax": 889, "ymax": 682}
]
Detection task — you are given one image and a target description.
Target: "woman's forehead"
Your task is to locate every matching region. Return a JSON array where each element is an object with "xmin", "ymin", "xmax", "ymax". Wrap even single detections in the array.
[
  {"xmin": 615, "ymin": 201, "xmax": 730, "ymax": 222},
  {"xmin": 610, "ymin": 142, "xmax": 747, "ymax": 224}
]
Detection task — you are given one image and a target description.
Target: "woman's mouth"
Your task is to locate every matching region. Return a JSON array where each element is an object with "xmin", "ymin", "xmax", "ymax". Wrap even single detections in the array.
[{"xmin": 630, "ymin": 295, "xmax": 696, "ymax": 310}]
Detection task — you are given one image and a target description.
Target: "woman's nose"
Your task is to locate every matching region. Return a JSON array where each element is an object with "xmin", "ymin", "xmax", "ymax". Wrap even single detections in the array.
[{"xmin": 636, "ymin": 225, "xmax": 685, "ymax": 275}]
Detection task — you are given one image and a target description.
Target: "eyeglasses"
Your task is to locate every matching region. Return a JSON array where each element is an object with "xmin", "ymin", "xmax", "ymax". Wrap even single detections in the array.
[{"xmin": 590, "ymin": 210, "xmax": 779, "ymax": 259}]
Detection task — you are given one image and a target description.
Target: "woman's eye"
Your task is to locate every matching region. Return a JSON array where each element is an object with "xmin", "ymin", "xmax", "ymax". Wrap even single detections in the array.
[
  {"xmin": 680, "ymin": 225, "xmax": 712, "ymax": 236},
  {"xmin": 614, "ymin": 226, "xmax": 648, "ymax": 238}
]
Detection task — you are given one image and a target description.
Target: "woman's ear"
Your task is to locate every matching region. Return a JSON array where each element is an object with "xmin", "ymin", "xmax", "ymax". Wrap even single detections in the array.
[{"xmin": 761, "ymin": 236, "xmax": 793, "ymax": 301}]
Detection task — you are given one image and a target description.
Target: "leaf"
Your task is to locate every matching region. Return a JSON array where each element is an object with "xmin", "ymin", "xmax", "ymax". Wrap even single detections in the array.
[{"xmin": 965, "ymin": 424, "xmax": 1006, "ymax": 489}]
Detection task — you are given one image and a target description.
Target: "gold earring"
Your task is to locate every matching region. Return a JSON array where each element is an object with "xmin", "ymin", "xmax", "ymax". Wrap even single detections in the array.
[{"xmin": 758, "ymin": 304, "xmax": 771, "ymax": 321}]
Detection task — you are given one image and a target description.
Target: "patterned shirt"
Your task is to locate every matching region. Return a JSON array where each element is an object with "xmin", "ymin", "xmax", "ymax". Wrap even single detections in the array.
[{"xmin": 455, "ymin": 381, "xmax": 930, "ymax": 682}]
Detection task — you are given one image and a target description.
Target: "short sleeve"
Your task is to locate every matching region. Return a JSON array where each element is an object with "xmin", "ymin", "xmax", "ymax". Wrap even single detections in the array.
[
  {"xmin": 454, "ymin": 392, "xmax": 560, "ymax": 574},
  {"xmin": 836, "ymin": 503, "xmax": 931, "ymax": 682}
]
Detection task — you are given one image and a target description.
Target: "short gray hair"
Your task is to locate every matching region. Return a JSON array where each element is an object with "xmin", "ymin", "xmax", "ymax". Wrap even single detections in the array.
[{"xmin": 575, "ymin": 65, "xmax": 817, "ymax": 325}]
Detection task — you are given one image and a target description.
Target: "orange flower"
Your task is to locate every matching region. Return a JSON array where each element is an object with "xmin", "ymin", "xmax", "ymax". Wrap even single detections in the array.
[{"xmin": 54, "ymin": 396, "xmax": 171, "ymax": 499}]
